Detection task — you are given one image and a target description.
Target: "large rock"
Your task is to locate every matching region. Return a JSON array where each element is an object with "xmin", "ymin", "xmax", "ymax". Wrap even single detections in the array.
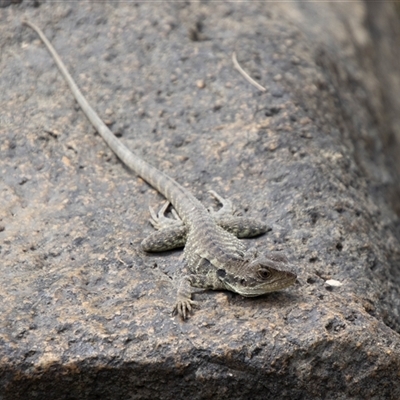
[{"xmin": 1, "ymin": 2, "xmax": 399, "ymax": 399}]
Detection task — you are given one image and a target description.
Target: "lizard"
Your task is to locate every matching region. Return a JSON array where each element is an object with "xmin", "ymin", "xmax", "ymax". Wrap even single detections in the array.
[{"xmin": 22, "ymin": 20, "xmax": 297, "ymax": 319}]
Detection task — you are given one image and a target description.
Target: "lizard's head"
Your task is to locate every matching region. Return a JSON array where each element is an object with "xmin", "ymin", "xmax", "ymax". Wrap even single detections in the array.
[{"xmin": 216, "ymin": 252, "xmax": 296, "ymax": 297}]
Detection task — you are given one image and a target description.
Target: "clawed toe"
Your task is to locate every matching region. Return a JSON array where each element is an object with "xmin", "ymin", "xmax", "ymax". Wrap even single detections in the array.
[
  {"xmin": 149, "ymin": 201, "xmax": 182, "ymax": 230},
  {"xmin": 208, "ymin": 190, "xmax": 235, "ymax": 216},
  {"xmin": 173, "ymin": 300, "xmax": 198, "ymax": 320}
]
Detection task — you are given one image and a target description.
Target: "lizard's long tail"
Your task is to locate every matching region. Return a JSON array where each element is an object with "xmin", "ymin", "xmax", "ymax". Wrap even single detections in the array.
[{"xmin": 22, "ymin": 20, "xmax": 200, "ymax": 218}]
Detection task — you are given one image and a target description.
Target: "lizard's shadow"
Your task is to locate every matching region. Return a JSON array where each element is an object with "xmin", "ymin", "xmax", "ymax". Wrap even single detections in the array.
[{"xmin": 222, "ymin": 288, "xmax": 300, "ymax": 310}]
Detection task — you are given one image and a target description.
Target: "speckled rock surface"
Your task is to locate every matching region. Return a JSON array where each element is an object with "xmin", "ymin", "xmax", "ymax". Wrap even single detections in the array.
[{"xmin": 1, "ymin": 2, "xmax": 400, "ymax": 399}]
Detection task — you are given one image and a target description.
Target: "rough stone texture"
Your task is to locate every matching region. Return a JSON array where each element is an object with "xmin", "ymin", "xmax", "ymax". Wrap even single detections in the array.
[{"xmin": 1, "ymin": 2, "xmax": 400, "ymax": 399}]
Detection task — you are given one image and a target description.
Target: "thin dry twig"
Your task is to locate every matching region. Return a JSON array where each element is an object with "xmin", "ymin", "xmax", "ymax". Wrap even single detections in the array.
[{"xmin": 232, "ymin": 51, "xmax": 267, "ymax": 92}]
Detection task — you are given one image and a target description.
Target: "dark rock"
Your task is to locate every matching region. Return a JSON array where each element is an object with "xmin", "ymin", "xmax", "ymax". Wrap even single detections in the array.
[{"xmin": 1, "ymin": 2, "xmax": 400, "ymax": 399}]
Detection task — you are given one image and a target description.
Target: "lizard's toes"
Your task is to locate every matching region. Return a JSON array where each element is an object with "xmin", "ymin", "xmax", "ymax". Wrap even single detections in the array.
[{"xmin": 173, "ymin": 300, "xmax": 198, "ymax": 320}]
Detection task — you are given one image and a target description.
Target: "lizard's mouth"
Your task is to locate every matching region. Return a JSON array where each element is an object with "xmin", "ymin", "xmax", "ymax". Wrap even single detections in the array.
[{"xmin": 222, "ymin": 270, "xmax": 296, "ymax": 297}]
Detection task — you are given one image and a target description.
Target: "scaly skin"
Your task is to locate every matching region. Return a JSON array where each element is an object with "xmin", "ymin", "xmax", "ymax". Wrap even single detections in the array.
[{"xmin": 23, "ymin": 20, "xmax": 297, "ymax": 319}]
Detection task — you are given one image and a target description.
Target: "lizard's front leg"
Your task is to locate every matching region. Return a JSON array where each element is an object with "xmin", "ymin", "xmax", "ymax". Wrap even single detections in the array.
[
  {"xmin": 174, "ymin": 275, "xmax": 198, "ymax": 320},
  {"xmin": 174, "ymin": 261, "xmax": 227, "ymax": 319}
]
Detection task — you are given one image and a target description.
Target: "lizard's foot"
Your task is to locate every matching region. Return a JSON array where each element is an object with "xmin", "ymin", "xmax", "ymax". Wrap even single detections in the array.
[
  {"xmin": 208, "ymin": 190, "xmax": 235, "ymax": 216},
  {"xmin": 142, "ymin": 201, "xmax": 187, "ymax": 251},
  {"xmin": 173, "ymin": 275, "xmax": 199, "ymax": 319},
  {"xmin": 173, "ymin": 299, "xmax": 198, "ymax": 320},
  {"xmin": 149, "ymin": 201, "xmax": 182, "ymax": 230}
]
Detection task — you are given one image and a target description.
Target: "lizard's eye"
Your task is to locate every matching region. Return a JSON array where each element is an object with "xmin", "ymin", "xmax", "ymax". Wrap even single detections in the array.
[{"xmin": 258, "ymin": 268, "xmax": 271, "ymax": 280}]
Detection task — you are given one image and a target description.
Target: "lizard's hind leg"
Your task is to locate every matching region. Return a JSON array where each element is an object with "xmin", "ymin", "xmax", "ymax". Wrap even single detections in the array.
[
  {"xmin": 141, "ymin": 225, "xmax": 188, "ymax": 252},
  {"xmin": 141, "ymin": 201, "xmax": 187, "ymax": 252},
  {"xmin": 216, "ymin": 216, "xmax": 268, "ymax": 238}
]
